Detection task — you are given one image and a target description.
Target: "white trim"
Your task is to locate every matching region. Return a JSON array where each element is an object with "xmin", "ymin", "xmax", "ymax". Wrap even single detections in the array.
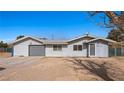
[
  {"xmin": 68, "ymin": 34, "xmax": 95, "ymax": 42},
  {"xmin": 89, "ymin": 43, "xmax": 95, "ymax": 57},
  {"xmin": 9, "ymin": 36, "xmax": 44, "ymax": 45},
  {"xmin": 87, "ymin": 38, "xmax": 117, "ymax": 43}
]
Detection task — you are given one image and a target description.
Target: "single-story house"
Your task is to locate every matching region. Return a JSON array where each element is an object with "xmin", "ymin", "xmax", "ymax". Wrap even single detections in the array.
[{"xmin": 9, "ymin": 35, "xmax": 116, "ymax": 57}]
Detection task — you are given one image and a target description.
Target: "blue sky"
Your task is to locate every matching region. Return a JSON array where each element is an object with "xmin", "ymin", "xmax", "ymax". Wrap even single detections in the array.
[{"xmin": 0, "ymin": 11, "xmax": 110, "ymax": 42}]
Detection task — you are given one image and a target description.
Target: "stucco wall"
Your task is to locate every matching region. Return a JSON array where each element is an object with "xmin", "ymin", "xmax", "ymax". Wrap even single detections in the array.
[{"xmin": 13, "ymin": 39, "xmax": 42, "ymax": 56}]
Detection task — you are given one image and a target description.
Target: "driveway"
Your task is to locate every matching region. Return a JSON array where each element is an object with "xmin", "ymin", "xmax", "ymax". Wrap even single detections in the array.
[{"xmin": 0, "ymin": 57, "xmax": 124, "ymax": 81}]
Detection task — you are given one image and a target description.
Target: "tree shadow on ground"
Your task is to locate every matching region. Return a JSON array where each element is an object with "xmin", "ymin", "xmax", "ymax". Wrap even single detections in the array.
[
  {"xmin": 0, "ymin": 67, "xmax": 6, "ymax": 71},
  {"xmin": 66, "ymin": 58, "xmax": 114, "ymax": 81}
]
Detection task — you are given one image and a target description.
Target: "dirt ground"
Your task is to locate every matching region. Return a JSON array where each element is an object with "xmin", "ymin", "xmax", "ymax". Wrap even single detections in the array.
[
  {"xmin": 0, "ymin": 52, "xmax": 12, "ymax": 58},
  {"xmin": 0, "ymin": 57, "xmax": 124, "ymax": 81}
]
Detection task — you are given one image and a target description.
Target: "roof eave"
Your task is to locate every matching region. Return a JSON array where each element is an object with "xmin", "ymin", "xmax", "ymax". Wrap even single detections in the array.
[
  {"xmin": 9, "ymin": 36, "xmax": 44, "ymax": 46},
  {"xmin": 87, "ymin": 38, "xmax": 117, "ymax": 43},
  {"xmin": 67, "ymin": 35, "xmax": 95, "ymax": 42}
]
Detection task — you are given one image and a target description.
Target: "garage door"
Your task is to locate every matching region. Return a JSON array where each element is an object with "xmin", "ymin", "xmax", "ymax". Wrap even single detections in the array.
[{"xmin": 29, "ymin": 45, "xmax": 45, "ymax": 56}]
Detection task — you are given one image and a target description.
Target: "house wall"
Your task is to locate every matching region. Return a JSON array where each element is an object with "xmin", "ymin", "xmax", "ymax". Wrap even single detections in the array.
[
  {"xmin": 13, "ymin": 38, "xmax": 109, "ymax": 57},
  {"xmin": 67, "ymin": 40, "xmax": 87, "ymax": 57},
  {"xmin": 95, "ymin": 42, "xmax": 108, "ymax": 57},
  {"xmin": 45, "ymin": 40, "xmax": 87, "ymax": 57},
  {"xmin": 45, "ymin": 45, "xmax": 68, "ymax": 57},
  {"xmin": 13, "ymin": 39, "xmax": 42, "ymax": 56},
  {"xmin": 88, "ymin": 41, "xmax": 109, "ymax": 57}
]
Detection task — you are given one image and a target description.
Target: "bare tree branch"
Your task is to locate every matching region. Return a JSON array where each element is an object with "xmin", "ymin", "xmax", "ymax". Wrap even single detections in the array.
[{"xmin": 88, "ymin": 11, "xmax": 124, "ymax": 32}]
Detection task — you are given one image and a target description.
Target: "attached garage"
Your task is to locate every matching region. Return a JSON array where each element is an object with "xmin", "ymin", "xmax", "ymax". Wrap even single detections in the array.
[
  {"xmin": 11, "ymin": 36, "xmax": 44, "ymax": 56},
  {"xmin": 29, "ymin": 45, "xmax": 45, "ymax": 56},
  {"xmin": 9, "ymin": 36, "xmax": 118, "ymax": 57}
]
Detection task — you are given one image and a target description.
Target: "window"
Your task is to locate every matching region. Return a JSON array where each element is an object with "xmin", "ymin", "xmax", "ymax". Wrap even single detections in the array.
[
  {"xmin": 73, "ymin": 45, "xmax": 82, "ymax": 51},
  {"xmin": 83, "ymin": 43, "xmax": 87, "ymax": 49},
  {"xmin": 78, "ymin": 45, "xmax": 82, "ymax": 50},
  {"xmin": 53, "ymin": 45, "xmax": 62, "ymax": 51},
  {"xmin": 53, "ymin": 45, "xmax": 57, "ymax": 51},
  {"xmin": 58, "ymin": 45, "xmax": 62, "ymax": 51},
  {"xmin": 73, "ymin": 45, "xmax": 77, "ymax": 51}
]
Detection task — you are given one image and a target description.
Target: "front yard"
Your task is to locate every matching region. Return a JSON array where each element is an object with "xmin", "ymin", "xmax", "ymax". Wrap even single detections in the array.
[{"xmin": 0, "ymin": 57, "xmax": 124, "ymax": 81}]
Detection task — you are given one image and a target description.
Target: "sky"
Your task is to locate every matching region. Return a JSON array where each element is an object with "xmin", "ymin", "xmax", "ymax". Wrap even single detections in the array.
[{"xmin": 0, "ymin": 11, "xmax": 110, "ymax": 42}]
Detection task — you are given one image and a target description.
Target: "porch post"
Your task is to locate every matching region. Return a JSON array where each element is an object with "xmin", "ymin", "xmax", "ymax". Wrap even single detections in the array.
[{"xmin": 87, "ymin": 43, "xmax": 89, "ymax": 57}]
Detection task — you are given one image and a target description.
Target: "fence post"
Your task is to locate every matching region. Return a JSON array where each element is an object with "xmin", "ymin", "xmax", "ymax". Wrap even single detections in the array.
[{"xmin": 115, "ymin": 48, "xmax": 116, "ymax": 56}]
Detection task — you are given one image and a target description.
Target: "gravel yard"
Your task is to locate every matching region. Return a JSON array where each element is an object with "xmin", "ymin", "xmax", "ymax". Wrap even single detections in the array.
[{"xmin": 0, "ymin": 57, "xmax": 124, "ymax": 81}]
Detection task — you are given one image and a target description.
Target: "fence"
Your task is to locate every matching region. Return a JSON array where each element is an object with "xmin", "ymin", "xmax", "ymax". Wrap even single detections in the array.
[
  {"xmin": 108, "ymin": 42, "xmax": 124, "ymax": 57},
  {"xmin": 109, "ymin": 48, "xmax": 124, "ymax": 57},
  {"xmin": 0, "ymin": 48, "xmax": 12, "ymax": 58},
  {"xmin": 0, "ymin": 48, "xmax": 12, "ymax": 52}
]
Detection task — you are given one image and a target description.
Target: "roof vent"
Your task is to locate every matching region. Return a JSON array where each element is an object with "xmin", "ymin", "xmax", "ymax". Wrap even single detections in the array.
[{"xmin": 85, "ymin": 32, "xmax": 90, "ymax": 36}]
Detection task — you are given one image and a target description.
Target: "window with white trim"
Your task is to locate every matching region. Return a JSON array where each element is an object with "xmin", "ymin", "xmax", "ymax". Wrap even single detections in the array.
[
  {"xmin": 73, "ymin": 45, "xmax": 82, "ymax": 51},
  {"xmin": 53, "ymin": 45, "xmax": 62, "ymax": 51}
]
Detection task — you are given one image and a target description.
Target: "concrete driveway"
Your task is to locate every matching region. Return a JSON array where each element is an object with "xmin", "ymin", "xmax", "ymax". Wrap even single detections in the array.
[
  {"xmin": 0, "ymin": 57, "xmax": 43, "ymax": 67},
  {"xmin": 0, "ymin": 57, "xmax": 124, "ymax": 81},
  {"xmin": 0, "ymin": 57, "xmax": 79, "ymax": 80}
]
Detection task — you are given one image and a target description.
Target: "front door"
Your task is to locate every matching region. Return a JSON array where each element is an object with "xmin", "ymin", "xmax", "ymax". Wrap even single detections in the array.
[{"xmin": 90, "ymin": 44, "xmax": 95, "ymax": 56}]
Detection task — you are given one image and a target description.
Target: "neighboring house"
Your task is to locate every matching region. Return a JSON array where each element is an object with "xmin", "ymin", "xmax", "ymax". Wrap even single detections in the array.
[{"xmin": 9, "ymin": 35, "xmax": 116, "ymax": 57}]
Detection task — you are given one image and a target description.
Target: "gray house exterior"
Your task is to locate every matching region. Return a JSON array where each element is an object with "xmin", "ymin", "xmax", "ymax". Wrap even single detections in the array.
[{"xmin": 9, "ymin": 35, "xmax": 116, "ymax": 57}]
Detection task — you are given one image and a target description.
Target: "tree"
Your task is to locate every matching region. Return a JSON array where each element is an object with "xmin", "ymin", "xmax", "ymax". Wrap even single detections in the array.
[
  {"xmin": 107, "ymin": 29, "xmax": 124, "ymax": 42},
  {"xmin": 104, "ymin": 11, "xmax": 124, "ymax": 31},
  {"xmin": 0, "ymin": 41, "xmax": 8, "ymax": 48},
  {"xmin": 88, "ymin": 11, "xmax": 124, "ymax": 32},
  {"xmin": 16, "ymin": 35, "xmax": 25, "ymax": 40},
  {"xmin": 88, "ymin": 11, "xmax": 124, "ymax": 42}
]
